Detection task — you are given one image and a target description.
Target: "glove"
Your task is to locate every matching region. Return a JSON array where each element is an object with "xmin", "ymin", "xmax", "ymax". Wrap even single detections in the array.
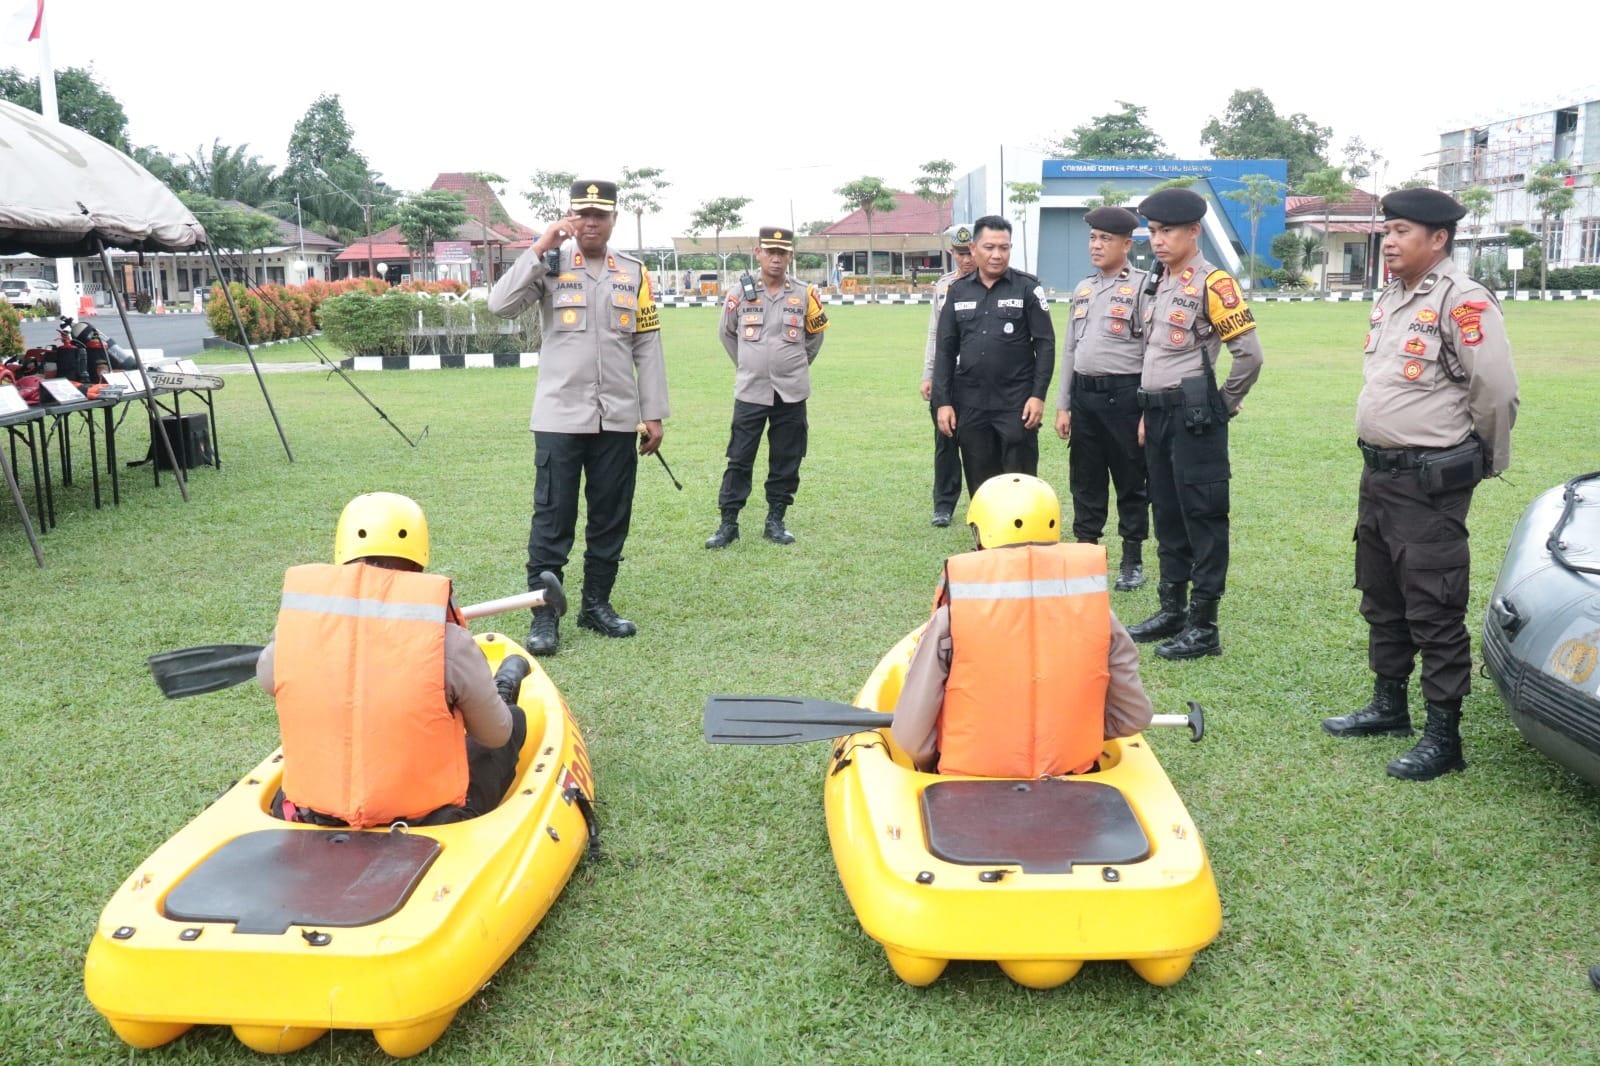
[{"xmin": 494, "ymin": 655, "xmax": 532, "ymax": 705}]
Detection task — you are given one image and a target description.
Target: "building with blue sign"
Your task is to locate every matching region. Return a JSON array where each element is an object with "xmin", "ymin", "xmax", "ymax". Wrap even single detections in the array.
[{"xmin": 951, "ymin": 151, "xmax": 1288, "ymax": 291}]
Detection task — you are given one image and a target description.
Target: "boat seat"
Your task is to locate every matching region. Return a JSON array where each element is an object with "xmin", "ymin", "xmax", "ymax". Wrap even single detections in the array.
[
  {"xmin": 163, "ymin": 829, "xmax": 441, "ymax": 935},
  {"xmin": 920, "ymin": 779, "xmax": 1150, "ymax": 874}
]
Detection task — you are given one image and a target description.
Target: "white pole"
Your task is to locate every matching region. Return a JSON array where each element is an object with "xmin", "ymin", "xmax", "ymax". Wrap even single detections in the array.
[{"xmin": 32, "ymin": 7, "xmax": 81, "ymax": 320}]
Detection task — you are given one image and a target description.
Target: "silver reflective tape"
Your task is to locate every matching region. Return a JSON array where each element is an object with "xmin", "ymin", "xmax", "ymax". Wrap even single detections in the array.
[
  {"xmin": 280, "ymin": 591, "xmax": 447, "ymax": 623},
  {"xmin": 945, "ymin": 575, "xmax": 1108, "ymax": 601}
]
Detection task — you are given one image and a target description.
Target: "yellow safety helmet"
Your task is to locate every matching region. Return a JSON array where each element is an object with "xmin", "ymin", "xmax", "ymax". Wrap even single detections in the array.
[
  {"xmin": 966, "ymin": 474, "xmax": 1060, "ymax": 548},
  {"xmin": 334, "ymin": 492, "xmax": 430, "ymax": 567}
]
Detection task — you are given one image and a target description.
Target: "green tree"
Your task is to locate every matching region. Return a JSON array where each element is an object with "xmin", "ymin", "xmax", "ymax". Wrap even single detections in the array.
[
  {"xmin": 913, "ymin": 159, "xmax": 957, "ymax": 221},
  {"xmin": 1269, "ymin": 231, "xmax": 1304, "ymax": 277},
  {"xmin": 1200, "ymin": 88, "xmax": 1330, "ymax": 186},
  {"xmin": 1048, "ymin": 101, "xmax": 1166, "ymax": 158},
  {"xmin": 688, "ymin": 196, "xmax": 752, "ymax": 285},
  {"xmin": 1458, "ymin": 185, "xmax": 1494, "ymax": 280},
  {"xmin": 1526, "ymin": 160, "xmax": 1576, "ymax": 297},
  {"xmin": 282, "ymin": 94, "xmax": 391, "ymax": 237},
  {"xmin": 184, "ymin": 139, "xmax": 279, "ymax": 206},
  {"xmin": 1296, "ymin": 166, "xmax": 1352, "ymax": 291},
  {"xmin": 836, "ymin": 177, "xmax": 898, "ymax": 290},
  {"xmin": 1084, "ymin": 182, "xmax": 1131, "ymax": 209},
  {"xmin": 1223, "ymin": 174, "xmax": 1284, "ymax": 286},
  {"xmin": 180, "ymin": 191, "xmax": 282, "ymax": 284},
  {"xmin": 1006, "ymin": 181, "xmax": 1044, "ymax": 267},
  {"xmin": 131, "ymin": 145, "xmax": 189, "ymax": 192},
  {"xmin": 524, "ymin": 170, "xmax": 577, "ymax": 223},
  {"xmin": 398, "ymin": 190, "xmax": 470, "ymax": 282},
  {"xmin": 618, "ymin": 165, "xmax": 670, "ymax": 254},
  {"xmin": 1149, "ymin": 175, "xmax": 1199, "ymax": 191},
  {"xmin": 0, "ymin": 65, "xmax": 129, "ymax": 148}
]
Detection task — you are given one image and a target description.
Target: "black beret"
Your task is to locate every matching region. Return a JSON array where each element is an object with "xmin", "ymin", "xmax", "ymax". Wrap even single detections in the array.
[
  {"xmin": 1084, "ymin": 206, "xmax": 1138, "ymax": 235},
  {"xmin": 1138, "ymin": 188, "xmax": 1207, "ymax": 225},
  {"xmin": 1380, "ymin": 188, "xmax": 1467, "ymax": 225}
]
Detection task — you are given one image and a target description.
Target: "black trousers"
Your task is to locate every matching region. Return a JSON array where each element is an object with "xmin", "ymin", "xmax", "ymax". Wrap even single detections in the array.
[
  {"xmin": 527, "ymin": 430, "xmax": 638, "ymax": 602},
  {"xmin": 929, "ymin": 401, "xmax": 963, "ymax": 513},
  {"xmin": 1144, "ymin": 407, "xmax": 1230, "ymax": 602},
  {"xmin": 717, "ymin": 395, "xmax": 808, "ymax": 518},
  {"xmin": 1355, "ymin": 466, "xmax": 1475, "ymax": 704},
  {"xmin": 956, "ymin": 405, "xmax": 1039, "ymax": 497},
  {"xmin": 1069, "ymin": 376, "xmax": 1148, "ymax": 546}
]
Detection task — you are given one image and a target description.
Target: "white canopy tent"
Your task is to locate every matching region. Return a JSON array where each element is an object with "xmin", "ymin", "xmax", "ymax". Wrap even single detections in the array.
[{"xmin": 1, "ymin": 100, "xmax": 292, "ymax": 566}]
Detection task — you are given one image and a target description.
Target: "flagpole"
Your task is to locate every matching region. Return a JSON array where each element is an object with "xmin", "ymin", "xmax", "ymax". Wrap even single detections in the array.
[{"xmin": 31, "ymin": 2, "xmax": 83, "ymax": 320}]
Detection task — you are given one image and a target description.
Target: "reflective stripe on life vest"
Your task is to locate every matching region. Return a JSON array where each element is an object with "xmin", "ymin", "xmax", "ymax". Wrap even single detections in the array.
[{"xmin": 937, "ymin": 542, "xmax": 1110, "ymax": 778}]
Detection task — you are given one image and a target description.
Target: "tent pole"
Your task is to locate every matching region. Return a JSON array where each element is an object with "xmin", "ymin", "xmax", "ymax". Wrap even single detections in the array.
[
  {"xmin": 99, "ymin": 244, "xmax": 189, "ymax": 502},
  {"xmin": 205, "ymin": 248, "xmax": 294, "ymax": 461},
  {"xmin": 2, "ymin": 442, "xmax": 44, "ymax": 567}
]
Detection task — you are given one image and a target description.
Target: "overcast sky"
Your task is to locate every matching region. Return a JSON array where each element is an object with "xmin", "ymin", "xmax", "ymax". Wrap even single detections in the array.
[{"xmin": 6, "ymin": 0, "xmax": 1600, "ymax": 247}]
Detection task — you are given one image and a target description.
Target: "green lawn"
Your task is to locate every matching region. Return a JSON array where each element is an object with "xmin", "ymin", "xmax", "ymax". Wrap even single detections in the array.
[{"xmin": 4, "ymin": 300, "xmax": 1600, "ymax": 1064}]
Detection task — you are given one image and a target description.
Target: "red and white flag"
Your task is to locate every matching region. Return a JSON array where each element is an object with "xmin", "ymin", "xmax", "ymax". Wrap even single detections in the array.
[
  {"xmin": 6, "ymin": 0, "xmax": 43, "ymax": 42},
  {"xmin": 27, "ymin": 0, "xmax": 42, "ymax": 41}
]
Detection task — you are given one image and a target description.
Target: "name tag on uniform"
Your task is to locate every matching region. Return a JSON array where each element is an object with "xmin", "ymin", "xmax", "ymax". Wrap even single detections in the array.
[
  {"xmin": 953, "ymin": 301, "xmax": 977, "ymax": 311},
  {"xmin": 997, "ymin": 298, "xmax": 1023, "ymax": 308}
]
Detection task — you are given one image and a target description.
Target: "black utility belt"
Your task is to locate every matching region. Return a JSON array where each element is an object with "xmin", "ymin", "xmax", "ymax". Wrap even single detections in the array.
[
  {"xmin": 1358, "ymin": 438, "xmax": 1484, "ymax": 493},
  {"xmin": 1136, "ymin": 386, "xmax": 1185, "ymax": 409},
  {"xmin": 1075, "ymin": 372, "xmax": 1142, "ymax": 393}
]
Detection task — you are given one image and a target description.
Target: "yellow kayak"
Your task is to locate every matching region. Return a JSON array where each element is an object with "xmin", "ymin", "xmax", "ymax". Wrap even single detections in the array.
[
  {"xmin": 823, "ymin": 628, "xmax": 1221, "ymax": 990},
  {"xmin": 84, "ymin": 633, "xmax": 596, "ymax": 1057}
]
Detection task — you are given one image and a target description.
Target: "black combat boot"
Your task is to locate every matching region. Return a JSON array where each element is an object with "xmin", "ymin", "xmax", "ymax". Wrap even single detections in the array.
[
  {"xmin": 576, "ymin": 591, "xmax": 638, "ymax": 638},
  {"xmin": 1128, "ymin": 582, "xmax": 1187, "ymax": 643},
  {"xmin": 1321, "ymin": 677, "xmax": 1412, "ymax": 737},
  {"xmin": 1156, "ymin": 597, "xmax": 1221, "ymax": 660},
  {"xmin": 493, "ymin": 655, "xmax": 532, "ymax": 706},
  {"xmin": 1115, "ymin": 540, "xmax": 1145, "ymax": 592},
  {"xmin": 764, "ymin": 509, "xmax": 796, "ymax": 545},
  {"xmin": 1386, "ymin": 700, "xmax": 1466, "ymax": 781},
  {"xmin": 705, "ymin": 516, "xmax": 739, "ymax": 549},
  {"xmin": 525, "ymin": 606, "xmax": 559, "ymax": 657}
]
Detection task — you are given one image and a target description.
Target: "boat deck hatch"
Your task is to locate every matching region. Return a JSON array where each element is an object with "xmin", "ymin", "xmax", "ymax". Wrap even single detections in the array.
[
  {"xmin": 164, "ymin": 829, "xmax": 442, "ymax": 934},
  {"xmin": 920, "ymin": 779, "xmax": 1150, "ymax": 874}
]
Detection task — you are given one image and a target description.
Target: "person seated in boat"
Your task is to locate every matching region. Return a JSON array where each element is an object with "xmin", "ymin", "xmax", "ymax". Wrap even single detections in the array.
[
  {"xmin": 891, "ymin": 474, "xmax": 1153, "ymax": 776},
  {"xmin": 256, "ymin": 492, "xmax": 530, "ymax": 828}
]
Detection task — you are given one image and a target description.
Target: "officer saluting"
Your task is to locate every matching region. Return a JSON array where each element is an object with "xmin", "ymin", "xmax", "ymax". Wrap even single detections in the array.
[
  {"xmin": 703, "ymin": 226, "xmax": 829, "ymax": 548},
  {"xmin": 488, "ymin": 178, "xmax": 669, "ymax": 655},
  {"xmin": 1322, "ymin": 188, "xmax": 1518, "ymax": 781},
  {"xmin": 1128, "ymin": 188, "xmax": 1264, "ymax": 660},
  {"xmin": 1055, "ymin": 206, "xmax": 1151, "ymax": 591},
  {"xmin": 922, "ymin": 223, "xmax": 976, "ymax": 527}
]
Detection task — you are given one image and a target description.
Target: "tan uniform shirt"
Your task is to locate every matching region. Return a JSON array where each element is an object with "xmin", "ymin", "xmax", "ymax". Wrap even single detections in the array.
[
  {"xmin": 889, "ymin": 605, "xmax": 1153, "ymax": 773},
  {"xmin": 258, "ymin": 622, "xmax": 512, "ymax": 748},
  {"xmin": 1140, "ymin": 252, "xmax": 1263, "ymax": 412},
  {"xmin": 1056, "ymin": 265, "xmax": 1150, "ymax": 409},
  {"xmin": 923, "ymin": 268, "xmax": 966, "ymax": 383},
  {"xmin": 1355, "ymin": 257, "xmax": 1519, "ymax": 474},
  {"xmin": 488, "ymin": 241, "xmax": 669, "ymax": 433},
  {"xmin": 719, "ymin": 275, "xmax": 828, "ymax": 404}
]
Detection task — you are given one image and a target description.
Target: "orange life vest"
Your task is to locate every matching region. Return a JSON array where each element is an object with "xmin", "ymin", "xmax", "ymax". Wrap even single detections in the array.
[
  {"xmin": 936, "ymin": 542, "xmax": 1111, "ymax": 778},
  {"xmin": 272, "ymin": 563, "xmax": 468, "ymax": 828}
]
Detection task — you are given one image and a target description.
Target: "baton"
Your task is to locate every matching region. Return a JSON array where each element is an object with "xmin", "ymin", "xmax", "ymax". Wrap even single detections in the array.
[{"xmin": 637, "ymin": 422, "xmax": 683, "ymax": 490}]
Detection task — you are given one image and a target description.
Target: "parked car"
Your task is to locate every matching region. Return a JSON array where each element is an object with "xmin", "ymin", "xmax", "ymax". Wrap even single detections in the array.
[{"xmin": 3, "ymin": 278, "xmax": 58, "ymax": 307}]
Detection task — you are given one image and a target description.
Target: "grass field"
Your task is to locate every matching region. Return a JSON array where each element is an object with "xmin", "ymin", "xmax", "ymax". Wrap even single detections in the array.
[{"xmin": 3, "ymin": 300, "xmax": 1600, "ymax": 1064}]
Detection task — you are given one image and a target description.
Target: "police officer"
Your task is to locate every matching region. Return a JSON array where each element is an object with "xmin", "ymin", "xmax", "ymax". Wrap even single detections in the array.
[
  {"xmin": 1054, "ymin": 206, "xmax": 1151, "ymax": 591},
  {"xmin": 1128, "ymin": 188, "xmax": 1263, "ymax": 660},
  {"xmin": 704, "ymin": 226, "xmax": 829, "ymax": 548},
  {"xmin": 1321, "ymin": 188, "xmax": 1518, "ymax": 781},
  {"xmin": 488, "ymin": 178, "xmax": 669, "ymax": 655},
  {"xmin": 921, "ymin": 223, "xmax": 976, "ymax": 527},
  {"xmin": 932, "ymin": 215, "xmax": 1055, "ymax": 493}
]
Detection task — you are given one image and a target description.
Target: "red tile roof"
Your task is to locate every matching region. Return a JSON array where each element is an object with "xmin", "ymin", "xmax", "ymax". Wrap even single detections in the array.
[
  {"xmin": 429, "ymin": 173, "xmax": 538, "ymax": 241},
  {"xmin": 1286, "ymin": 188, "xmax": 1381, "ymax": 217},
  {"xmin": 823, "ymin": 191, "xmax": 951, "ymax": 236}
]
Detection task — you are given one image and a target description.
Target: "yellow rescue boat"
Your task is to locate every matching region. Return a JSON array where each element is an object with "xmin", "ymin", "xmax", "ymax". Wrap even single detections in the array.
[
  {"xmin": 84, "ymin": 633, "xmax": 596, "ymax": 1057},
  {"xmin": 825, "ymin": 628, "xmax": 1221, "ymax": 989}
]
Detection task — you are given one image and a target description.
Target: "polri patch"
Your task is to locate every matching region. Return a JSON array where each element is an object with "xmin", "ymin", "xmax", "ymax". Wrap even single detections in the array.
[
  {"xmin": 1403, "ymin": 359, "xmax": 1424, "ymax": 380},
  {"xmin": 1404, "ymin": 337, "xmax": 1426, "ymax": 355},
  {"xmin": 1208, "ymin": 276, "xmax": 1242, "ymax": 309}
]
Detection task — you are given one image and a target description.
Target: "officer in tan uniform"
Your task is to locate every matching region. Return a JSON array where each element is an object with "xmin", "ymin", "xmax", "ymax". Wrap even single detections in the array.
[
  {"xmin": 1321, "ymin": 188, "xmax": 1518, "ymax": 782},
  {"xmin": 921, "ymin": 223, "xmax": 976, "ymax": 527},
  {"xmin": 488, "ymin": 178, "xmax": 669, "ymax": 655},
  {"xmin": 1054, "ymin": 206, "xmax": 1151, "ymax": 592},
  {"xmin": 704, "ymin": 226, "xmax": 829, "ymax": 548},
  {"xmin": 1128, "ymin": 188, "xmax": 1264, "ymax": 661}
]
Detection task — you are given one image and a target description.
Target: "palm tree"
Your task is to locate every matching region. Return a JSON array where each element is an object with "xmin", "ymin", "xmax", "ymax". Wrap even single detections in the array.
[{"xmin": 1295, "ymin": 167, "xmax": 1351, "ymax": 292}]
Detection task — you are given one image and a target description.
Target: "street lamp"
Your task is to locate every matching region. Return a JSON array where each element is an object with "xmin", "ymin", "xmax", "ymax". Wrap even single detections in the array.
[{"xmin": 377, "ymin": 262, "xmax": 388, "ymax": 286}]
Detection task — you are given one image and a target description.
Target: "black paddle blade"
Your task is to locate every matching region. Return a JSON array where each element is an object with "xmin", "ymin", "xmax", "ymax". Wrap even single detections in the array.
[
  {"xmin": 148, "ymin": 644, "xmax": 266, "ymax": 699},
  {"xmin": 703, "ymin": 695, "xmax": 893, "ymax": 745}
]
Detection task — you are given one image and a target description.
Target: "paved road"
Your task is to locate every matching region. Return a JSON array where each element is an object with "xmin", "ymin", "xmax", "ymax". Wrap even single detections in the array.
[{"xmin": 19, "ymin": 311, "xmax": 215, "ymax": 358}]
